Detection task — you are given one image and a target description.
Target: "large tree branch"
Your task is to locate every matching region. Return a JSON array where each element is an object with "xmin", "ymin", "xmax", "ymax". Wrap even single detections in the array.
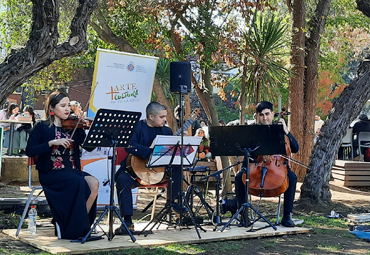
[
  {"xmin": 90, "ymin": 7, "xmax": 176, "ymax": 129},
  {"xmin": 90, "ymin": 8, "xmax": 136, "ymax": 53},
  {"xmin": 0, "ymin": 0, "xmax": 98, "ymax": 105}
]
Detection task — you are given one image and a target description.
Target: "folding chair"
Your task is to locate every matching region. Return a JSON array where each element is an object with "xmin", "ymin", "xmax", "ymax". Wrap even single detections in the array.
[
  {"xmin": 16, "ymin": 157, "xmax": 61, "ymax": 238},
  {"xmin": 358, "ymin": 132, "xmax": 370, "ymax": 161},
  {"xmin": 115, "ymin": 148, "xmax": 167, "ymax": 221},
  {"xmin": 135, "ymin": 182, "xmax": 168, "ymax": 220},
  {"xmin": 339, "ymin": 128, "xmax": 354, "ymax": 160},
  {"xmin": 249, "ymin": 193, "xmax": 283, "ymax": 224}
]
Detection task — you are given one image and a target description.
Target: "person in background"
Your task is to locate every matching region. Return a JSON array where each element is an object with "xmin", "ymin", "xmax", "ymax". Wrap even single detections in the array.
[
  {"xmin": 200, "ymin": 120, "xmax": 209, "ymax": 138},
  {"xmin": 219, "ymin": 119, "xmax": 226, "ymax": 126},
  {"xmin": 352, "ymin": 114, "xmax": 370, "ymax": 159},
  {"xmin": 0, "ymin": 106, "xmax": 7, "ymax": 122},
  {"xmin": 1, "ymin": 104, "xmax": 20, "ymax": 153},
  {"xmin": 314, "ymin": 115, "xmax": 324, "ymax": 142},
  {"xmin": 195, "ymin": 128, "xmax": 212, "ymax": 161},
  {"xmin": 26, "ymin": 91, "xmax": 98, "ymax": 239},
  {"xmin": 17, "ymin": 105, "xmax": 36, "ymax": 154},
  {"xmin": 191, "ymin": 119, "xmax": 202, "ymax": 136},
  {"xmin": 69, "ymin": 100, "xmax": 83, "ymax": 118}
]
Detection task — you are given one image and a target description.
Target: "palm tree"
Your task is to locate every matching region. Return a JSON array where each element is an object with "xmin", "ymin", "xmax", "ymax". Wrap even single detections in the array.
[
  {"xmin": 236, "ymin": 12, "xmax": 291, "ymax": 125},
  {"xmin": 154, "ymin": 58, "xmax": 179, "ymax": 108}
]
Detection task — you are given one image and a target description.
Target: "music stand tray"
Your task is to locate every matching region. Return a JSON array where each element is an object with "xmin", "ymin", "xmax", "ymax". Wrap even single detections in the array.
[
  {"xmin": 80, "ymin": 108, "xmax": 141, "ymax": 243},
  {"xmin": 209, "ymin": 125, "xmax": 286, "ymax": 232}
]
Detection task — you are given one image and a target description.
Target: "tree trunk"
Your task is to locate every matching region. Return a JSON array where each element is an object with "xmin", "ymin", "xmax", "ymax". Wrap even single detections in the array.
[
  {"xmin": 301, "ymin": 62, "xmax": 370, "ymax": 206},
  {"xmin": 296, "ymin": 0, "xmax": 332, "ymax": 181},
  {"xmin": 239, "ymin": 59, "xmax": 247, "ymax": 126},
  {"xmin": 202, "ymin": 68, "xmax": 219, "ymax": 125},
  {"xmin": 0, "ymin": 0, "xmax": 98, "ymax": 105},
  {"xmin": 299, "ymin": 0, "xmax": 370, "ymax": 207},
  {"xmin": 192, "ymin": 77, "xmax": 211, "ymax": 119},
  {"xmin": 289, "ymin": 0, "xmax": 306, "ymax": 179},
  {"xmin": 357, "ymin": 0, "xmax": 370, "ymax": 17},
  {"xmin": 290, "ymin": 0, "xmax": 332, "ymax": 181}
]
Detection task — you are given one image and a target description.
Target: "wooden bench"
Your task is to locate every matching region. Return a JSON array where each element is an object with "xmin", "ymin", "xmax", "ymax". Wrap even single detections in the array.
[{"xmin": 332, "ymin": 160, "xmax": 370, "ymax": 186}]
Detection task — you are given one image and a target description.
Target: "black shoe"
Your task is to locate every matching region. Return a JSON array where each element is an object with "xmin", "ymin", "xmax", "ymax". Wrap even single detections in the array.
[
  {"xmin": 281, "ymin": 215, "xmax": 295, "ymax": 227},
  {"xmin": 114, "ymin": 223, "xmax": 134, "ymax": 235},
  {"xmin": 171, "ymin": 202, "xmax": 188, "ymax": 213}
]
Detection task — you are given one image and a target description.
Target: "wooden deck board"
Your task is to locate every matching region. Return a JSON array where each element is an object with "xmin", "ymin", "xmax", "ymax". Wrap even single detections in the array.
[
  {"xmin": 332, "ymin": 160, "xmax": 370, "ymax": 186},
  {"xmin": 5, "ymin": 221, "xmax": 310, "ymax": 254}
]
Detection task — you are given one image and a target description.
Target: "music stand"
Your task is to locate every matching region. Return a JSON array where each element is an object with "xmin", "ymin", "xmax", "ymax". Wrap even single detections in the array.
[
  {"xmin": 208, "ymin": 125, "xmax": 286, "ymax": 232},
  {"xmin": 139, "ymin": 135, "xmax": 205, "ymax": 238},
  {"xmin": 79, "ymin": 108, "xmax": 141, "ymax": 243}
]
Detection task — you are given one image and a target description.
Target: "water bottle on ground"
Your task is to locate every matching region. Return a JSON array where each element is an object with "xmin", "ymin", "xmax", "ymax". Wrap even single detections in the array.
[{"xmin": 28, "ymin": 205, "xmax": 37, "ymax": 235}]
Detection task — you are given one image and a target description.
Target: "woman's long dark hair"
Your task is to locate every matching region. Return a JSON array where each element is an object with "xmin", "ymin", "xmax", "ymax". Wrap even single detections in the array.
[
  {"xmin": 23, "ymin": 105, "xmax": 36, "ymax": 123},
  {"xmin": 44, "ymin": 91, "xmax": 68, "ymax": 126},
  {"xmin": 7, "ymin": 103, "xmax": 19, "ymax": 118}
]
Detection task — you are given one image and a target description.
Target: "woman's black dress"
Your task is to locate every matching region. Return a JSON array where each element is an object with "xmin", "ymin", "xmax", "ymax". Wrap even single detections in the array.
[{"xmin": 26, "ymin": 123, "xmax": 96, "ymax": 239}]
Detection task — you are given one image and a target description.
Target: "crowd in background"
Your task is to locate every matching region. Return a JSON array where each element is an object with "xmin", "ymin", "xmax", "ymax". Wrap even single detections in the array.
[{"xmin": 0, "ymin": 103, "xmax": 36, "ymax": 154}]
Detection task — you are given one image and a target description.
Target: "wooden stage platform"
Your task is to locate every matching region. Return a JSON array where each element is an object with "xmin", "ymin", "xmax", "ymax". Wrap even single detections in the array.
[
  {"xmin": 4, "ymin": 221, "xmax": 310, "ymax": 254},
  {"xmin": 332, "ymin": 160, "xmax": 370, "ymax": 186}
]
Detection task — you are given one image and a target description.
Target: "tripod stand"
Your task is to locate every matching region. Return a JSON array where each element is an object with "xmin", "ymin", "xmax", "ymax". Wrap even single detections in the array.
[
  {"xmin": 221, "ymin": 147, "xmax": 277, "ymax": 231},
  {"xmin": 184, "ymin": 166, "xmax": 214, "ymax": 222},
  {"xmin": 139, "ymin": 86, "xmax": 206, "ymax": 238},
  {"xmin": 199, "ymin": 160, "xmax": 242, "ymax": 230},
  {"xmin": 208, "ymin": 125, "xmax": 287, "ymax": 232},
  {"xmin": 79, "ymin": 108, "xmax": 141, "ymax": 243},
  {"xmin": 139, "ymin": 141, "xmax": 205, "ymax": 238}
]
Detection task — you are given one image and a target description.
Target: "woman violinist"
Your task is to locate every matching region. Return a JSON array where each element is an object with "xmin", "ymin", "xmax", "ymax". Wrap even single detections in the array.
[
  {"xmin": 26, "ymin": 91, "xmax": 99, "ymax": 239},
  {"xmin": 234, "ymin": 101, "xmax": 299, "ymax": 227}
]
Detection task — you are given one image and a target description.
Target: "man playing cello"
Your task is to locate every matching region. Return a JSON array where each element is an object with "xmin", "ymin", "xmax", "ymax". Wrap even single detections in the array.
[
  {"xmin": 114, "ymin": 102, "xmax": 183, "ymax": 234},
  {"xmin": 234, "ymin": 101, "xmax": 299, "ymax": 227}
]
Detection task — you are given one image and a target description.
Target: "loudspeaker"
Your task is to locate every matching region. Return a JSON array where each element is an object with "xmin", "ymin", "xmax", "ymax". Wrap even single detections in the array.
[{"xmin": 170, "ymin": 62, "xmax": 191, "ymax": 93}]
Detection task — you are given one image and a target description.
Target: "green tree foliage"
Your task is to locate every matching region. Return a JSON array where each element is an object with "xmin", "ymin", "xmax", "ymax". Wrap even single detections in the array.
[
  {"xmin": 320, "ymin": 0, "xmax": 370, "ymax": 84},
  {"xmin": 239, "ymin": 12, "xmax": 291, "ymax": 104}
]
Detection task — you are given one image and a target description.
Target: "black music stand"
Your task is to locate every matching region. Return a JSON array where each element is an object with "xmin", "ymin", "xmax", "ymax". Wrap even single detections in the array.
[
  {"xmin": 208, "ymin": 125, "xmax": 286, "ymax": 232},
  {"xmin": 79, "ymin": 108, "xmax": 141, "ymax": 243},
  {"xmin": 139, "ymin": 136, "xmax": 205, "ymax": 239}
]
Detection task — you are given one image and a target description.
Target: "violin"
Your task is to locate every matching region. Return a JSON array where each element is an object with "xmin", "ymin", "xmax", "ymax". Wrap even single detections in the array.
[{"xmin": 62, "ymin": 118, "xmax": 92, "ymax": 130}]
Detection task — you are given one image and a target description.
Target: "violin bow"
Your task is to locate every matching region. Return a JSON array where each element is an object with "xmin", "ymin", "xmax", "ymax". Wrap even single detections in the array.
[
  {"xmin": 275, "ymin": 106, "xmax": 310, "ymax": 169},
  {"xmin": 69, "ymin": 83, "xmax": 97, "ymax": 140},
  {"xmin": 280, "ymin": 155, "xmax": 311, "ymax": 170},
  {"xmin": 63, "ymin": 84, "xmax": 97, "ymax": 154}
]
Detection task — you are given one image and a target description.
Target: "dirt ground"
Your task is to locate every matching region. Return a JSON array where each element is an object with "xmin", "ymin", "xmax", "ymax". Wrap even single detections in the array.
[{"xmin": 1, "ymin": 181, "xmax": 370, "ymax": 255}]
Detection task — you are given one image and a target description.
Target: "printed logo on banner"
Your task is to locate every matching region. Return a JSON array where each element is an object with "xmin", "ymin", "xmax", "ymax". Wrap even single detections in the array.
[
  {"xmin": 106, "ymin": 84, "xmax": 139, "ymax": 101},
  {"xmin": 127, "ymin": 61, "xmax": 134, "ymax": 71}
]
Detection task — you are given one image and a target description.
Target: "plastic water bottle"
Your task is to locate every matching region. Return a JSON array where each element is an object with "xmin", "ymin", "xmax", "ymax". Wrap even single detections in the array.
[{"xmin": 27, "ymin": 205, "xmax": 37, "ymax": 235}]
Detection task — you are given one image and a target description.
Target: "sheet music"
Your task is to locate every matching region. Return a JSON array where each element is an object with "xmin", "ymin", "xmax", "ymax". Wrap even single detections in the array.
[{"xmin": 148, "ymin": 135, "xmax": 202, "ymax": 167}]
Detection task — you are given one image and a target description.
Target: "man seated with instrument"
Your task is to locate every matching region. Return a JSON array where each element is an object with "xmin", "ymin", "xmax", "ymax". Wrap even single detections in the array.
[
  {"xmin": 234, "ymin": 101, "xmax": 299, "ymax": 227},
  {"xmin": 114, "ymin": 102, "xmax": 183, "ymax": 235}
]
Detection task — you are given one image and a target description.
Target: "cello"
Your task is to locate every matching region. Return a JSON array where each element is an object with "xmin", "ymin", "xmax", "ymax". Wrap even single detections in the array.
[{"xmin": 244, "ymin": 109, "xmax": 291, "ymax": 197}]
